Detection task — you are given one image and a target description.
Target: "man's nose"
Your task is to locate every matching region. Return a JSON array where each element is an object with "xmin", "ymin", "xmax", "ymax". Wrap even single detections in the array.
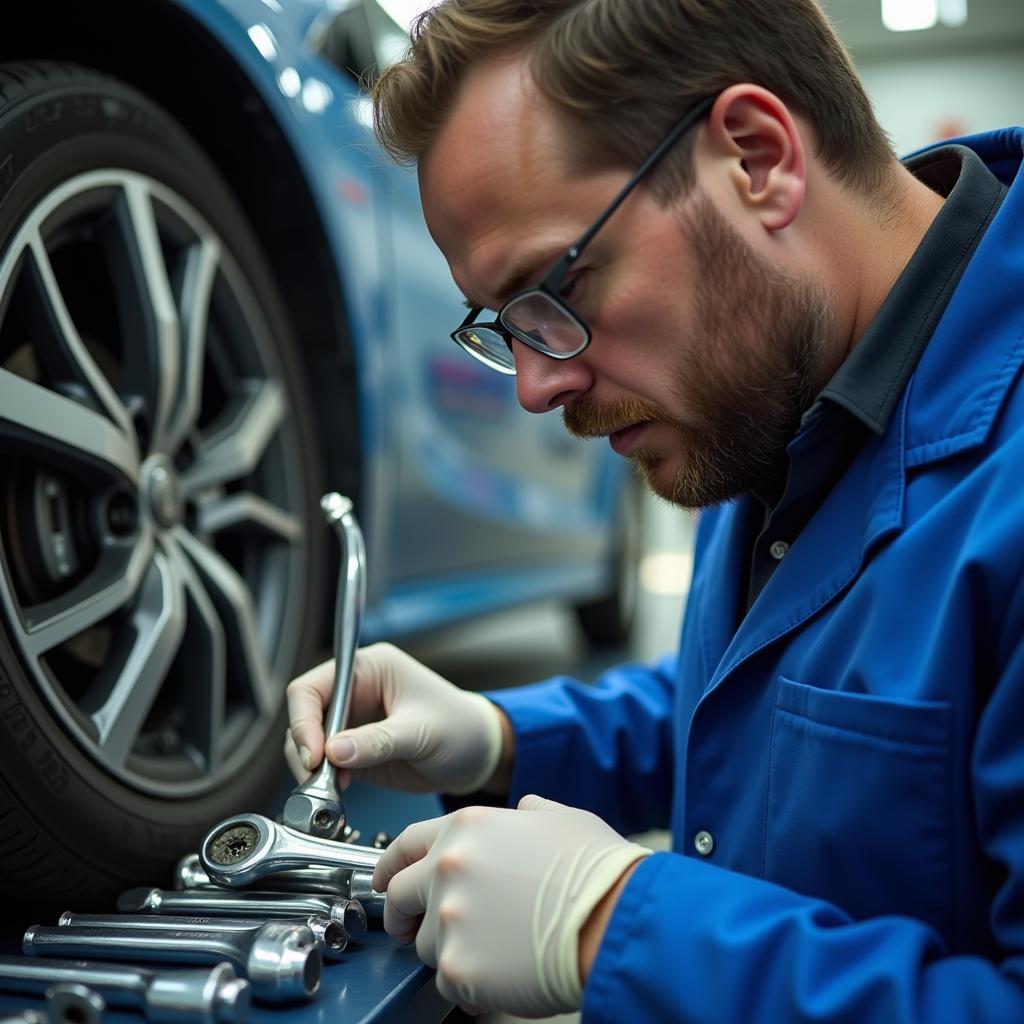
[{"xmin": 513, "ymin": 340, "xmax": 592, "ymax": 414}]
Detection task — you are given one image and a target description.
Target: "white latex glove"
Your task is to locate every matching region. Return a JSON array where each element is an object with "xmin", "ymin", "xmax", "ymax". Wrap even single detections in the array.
[
  {"xmin": 284, "ymin": 642, "xmax": 504, "ymax": 795},
  {"xmin": 371, "ymin": 795, "xmax": 651, "ymax": 1018}
]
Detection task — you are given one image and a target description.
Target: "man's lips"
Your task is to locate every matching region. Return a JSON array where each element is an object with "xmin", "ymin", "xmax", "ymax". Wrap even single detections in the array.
[{"xmin": 609, "ymin": 422, "xmax": 650, "ymax": 455}]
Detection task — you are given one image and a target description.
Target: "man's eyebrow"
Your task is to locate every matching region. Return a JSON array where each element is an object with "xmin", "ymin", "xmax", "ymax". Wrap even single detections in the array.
[{"xmin": 461, "ymin": 244, "xmax": 569, "ymax": 312}]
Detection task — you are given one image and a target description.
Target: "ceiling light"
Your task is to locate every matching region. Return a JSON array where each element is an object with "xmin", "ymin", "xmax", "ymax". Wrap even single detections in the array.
[{"xmin": 882, "ymin": 0, "xmax": 967, "ymax": 31}]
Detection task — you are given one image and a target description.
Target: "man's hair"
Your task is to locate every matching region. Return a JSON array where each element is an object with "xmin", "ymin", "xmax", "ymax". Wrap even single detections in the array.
[{"xmin": 371, "ymin": 0, "xmax": 895, "ymax": 201}]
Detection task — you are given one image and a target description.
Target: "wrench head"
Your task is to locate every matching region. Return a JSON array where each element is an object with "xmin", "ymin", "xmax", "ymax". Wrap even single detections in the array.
[
  {"xmin": 281, "ymin": 793, "xmax": 346, "ymax": 840},
  {"xmin": 199, "ymin": 814, "xmax": 274, "ymax": 885}
]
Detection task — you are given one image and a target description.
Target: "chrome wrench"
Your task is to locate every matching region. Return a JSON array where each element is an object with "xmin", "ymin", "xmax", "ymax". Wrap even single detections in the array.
[
  {"xmin": 199, "ymin": 812, "xmax": 381, "ymax": 888},
  {"xmin": 174, "ymin": 854, "xmax": 384, "ymax": 918},
  {"xmin": 23, "ymin": 920, "xmax": 320, "ymax": 1004},
  {"xmin": 0, "ymin": 957, "xmax": 249, "ymax": 1024},
  {"xmin": 44, "ymin": 984, "xmax": 105, "ymax": 1024},
  {"xmin": 282, "ymin": 492, "xmax": 366, "ymax": 839},
  {"xmin": 117, "ymin": 888, "xmax": 367, "ymax": 938},
  {"xmin": 56, "ymin": 912, "xmax": 349, "ymax": 962}
]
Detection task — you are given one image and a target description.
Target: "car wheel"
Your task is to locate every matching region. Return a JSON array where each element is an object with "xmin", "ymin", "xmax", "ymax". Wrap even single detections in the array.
[
  {"xmin": 0, "ymin": 62, "xmax": 327, "ymax": 909},
  {"xmin": 574, "ymin": 476, "xmax": 643, "ymax": 648}
]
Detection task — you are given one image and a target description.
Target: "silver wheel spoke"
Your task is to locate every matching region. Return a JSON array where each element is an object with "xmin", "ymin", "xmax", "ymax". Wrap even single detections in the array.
[
  {"xmin": 87, "ymin": 546, "xmax": 187, "ymax": 767},
  {"xmin": 26, "ymin": 232, "xmax": 136, "ymax": 443},
  {"xmin": 0, "ymin": 367, "xmax": 140, "ymax": 484},
  {"xmin": 180, "ymin": 379, "xmax": 286, "ymax": 497},
  {"xmin": 166, "ymin": 537, "xmax": 226, "ymax": 773},
  {"xmin": 197, "ymin": 491, "xmax": 302, "ymax": 542},
  {"xmin": 19, "ymin": 532, "xmax": 153, "ymax": 660},
  {"xmin": 165, "ymin": 236, "xmax": 220, "ymax": 455},
  {"xmin": 122, "ymin": 180, "xmax": 182, "ymax": 453},
  {"xmin": 173, "ymin": 526, "xmax": 276, "ymax": 715}
]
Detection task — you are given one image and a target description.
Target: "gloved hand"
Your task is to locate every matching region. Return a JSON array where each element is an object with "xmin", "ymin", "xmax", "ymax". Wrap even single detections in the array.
[
  {"xmin": 371, "ymin": 795, "xmax": 651, "ymax": 1018},
  {"xmin": 284, "ymin": 642, "xmax": 506, "ymax": 795}
]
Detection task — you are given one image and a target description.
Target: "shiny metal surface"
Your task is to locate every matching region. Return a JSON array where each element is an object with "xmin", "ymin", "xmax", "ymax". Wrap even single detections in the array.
[
  {"xmin": 23, "ymin": 921, "xmax": 320, "ymax": 1003},
  {"xmin": 282, "ymin": 493, "xmax": 366, "ymax": 839},
  {"xmin": 56, "ymin": 914, "xmax": 347, "ymax": 963},
  {"xmin": 172, "ymin": 853, "xmax": 385, "ymax": 918},
  {"xmin": 0, "ymin": 956, "xmax": 249, "ymax": 1024},
  {"xmin": 199, "ymin": 813, "xmax": 381, "ymax": 888},
  {"xmin": 117, "ymin": 888, "xmax": 367, "ymax": 938},
  {"xmin": 44, "ymin": 984, "xmax": 105, "ymax": 1024}
]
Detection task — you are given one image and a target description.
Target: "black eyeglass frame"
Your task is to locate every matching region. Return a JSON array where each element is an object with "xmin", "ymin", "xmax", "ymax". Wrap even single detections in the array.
[{"xmin": 451, "ymin": 94, "xmax": 716, "ymax": 374}]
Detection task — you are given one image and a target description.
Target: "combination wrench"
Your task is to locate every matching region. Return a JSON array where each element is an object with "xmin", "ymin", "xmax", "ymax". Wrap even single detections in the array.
[
  {"xmin": 174, "ymin": 853, "xmax": 384, "ymax": 918},
  {"xmin": 23, "ymin": 920, "xmax": 320, "ymax": 1004},
  {"xmin": 0, "ymin": 957, "xmax": 249, "ymax": 1024},
  {"xmin": 281, "ymin": 492, "xmax": 365, "ymax": 840},
  {"xmin": 199, "ymin": 813, "xmax": 381, "ymax": 889},
  {"xmin": 56, "ymin": 913, "xmax": 349, "ymax": 961},
  {"xmin": 117, "ymin": 888, "xmax": 367, "ymax": 938}
]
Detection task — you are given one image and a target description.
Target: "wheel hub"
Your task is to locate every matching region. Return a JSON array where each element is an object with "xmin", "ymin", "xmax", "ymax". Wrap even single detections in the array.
[{"xmin": 142, "ymin": 455, "xmax": 183, "ymax": 529}]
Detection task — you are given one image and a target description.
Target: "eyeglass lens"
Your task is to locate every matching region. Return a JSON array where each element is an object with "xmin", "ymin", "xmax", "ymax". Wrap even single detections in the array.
[{"xmin": 502, "ymin": 292, "xmax": 588, "ymax": 355}]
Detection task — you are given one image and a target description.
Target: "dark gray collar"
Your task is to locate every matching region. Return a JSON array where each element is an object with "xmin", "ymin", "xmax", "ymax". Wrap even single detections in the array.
[{"xmin": 815, "ymin": 144, "xmax": 1007, "ymax": 435}]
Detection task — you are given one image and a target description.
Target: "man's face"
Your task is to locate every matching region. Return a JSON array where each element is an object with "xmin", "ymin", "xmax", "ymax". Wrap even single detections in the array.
[{"xmin": 420, "ymin": 59, "xmax": 837, "ymax": 509}]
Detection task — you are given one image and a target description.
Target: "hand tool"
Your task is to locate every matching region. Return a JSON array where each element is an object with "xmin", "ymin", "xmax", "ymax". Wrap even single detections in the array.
[
  {"xmin": 0, "ymin": 957, "xmax": 249, "ymax": 1024},
  {"xmin": 282, "ymin": 492, "xmax": 366, "ymax": 839},
  {"xmin": 44, "ymin": 983, "xmax": 105, "ymax": 1024},
  {"xmin": 199, "ymin": 813, "xmax": 381, "ymax": 888},
  {"xmin": 173, "ymin": 855, "xmax": 384, "ymax": 918},
  {"xmin": 56, "ymin": 913, "xmax": 348, "ymax": 962},
  {"xmin": 23, "ymin": 920, "xmax": 320, "ymax": 1003},
  {"xmin": 0, "ymin": 1011, "xmax": 48, "ymax": 1024},
  {"xmin": 117, "ymin": 888, "xmax": 367, "ymax": 938}
]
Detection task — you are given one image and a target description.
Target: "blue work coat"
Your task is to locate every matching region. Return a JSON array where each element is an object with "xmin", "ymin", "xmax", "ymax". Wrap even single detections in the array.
[{"xmin": 489, "ymin": 127, "xmax": 1024, "ymax": 1022}]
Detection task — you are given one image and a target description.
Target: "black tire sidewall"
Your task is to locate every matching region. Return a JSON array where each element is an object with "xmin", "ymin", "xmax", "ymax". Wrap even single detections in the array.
[{"xmin": 0, "ymin": 64, "xmax": 326, "ymax": 899}]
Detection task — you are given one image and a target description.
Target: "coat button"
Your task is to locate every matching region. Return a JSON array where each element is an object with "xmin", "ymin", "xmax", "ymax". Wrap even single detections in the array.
[
  {"xmin": 694, "ymin": 830, "xmax": 715, "ymax": 856},
  {"xmin": 769, "ymin": 540, "xmax": 789, "ymax": 560}
]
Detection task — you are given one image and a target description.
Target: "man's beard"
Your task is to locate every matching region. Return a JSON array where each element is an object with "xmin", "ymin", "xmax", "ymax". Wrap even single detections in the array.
[{"xmin": 563, "ymin": 192, "xmax": 836, "ymax": 510}]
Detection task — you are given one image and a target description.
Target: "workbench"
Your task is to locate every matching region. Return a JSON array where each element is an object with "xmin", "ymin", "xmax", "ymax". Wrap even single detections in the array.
[{"xmin": 0, "ymin": 782, "xmax": 453, "ymax": 1024}]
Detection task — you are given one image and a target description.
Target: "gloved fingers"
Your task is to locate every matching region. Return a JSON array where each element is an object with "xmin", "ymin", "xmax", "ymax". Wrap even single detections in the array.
[
  {"xmin": 373, "ymin": 814, "xmax": 448, "ymax": 892},
  {"xmin": 282, "ymin": 727, "xmax": 311, "ymax": 783},
  {"xmin": 383, "ymin": 855, "xmax": 434, "ymax": 942},
  {"xmin": 285, "ymin": 658, "xmax": 335, "ymax": 771},
  {"xmin": 517, "ymin": 793, "xmax": 569, "ymax": 812}
]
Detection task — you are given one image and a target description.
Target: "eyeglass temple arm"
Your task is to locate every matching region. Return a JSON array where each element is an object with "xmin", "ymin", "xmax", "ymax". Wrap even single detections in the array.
[{"xmin": 542, "ymin": 95, "xmax": 716, "ymax": 286}]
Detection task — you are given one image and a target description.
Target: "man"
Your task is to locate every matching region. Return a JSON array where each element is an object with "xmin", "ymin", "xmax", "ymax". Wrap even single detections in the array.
[{"xmin": 286, "ymin": 0, "xmax": 1024, "ymax": 1019}]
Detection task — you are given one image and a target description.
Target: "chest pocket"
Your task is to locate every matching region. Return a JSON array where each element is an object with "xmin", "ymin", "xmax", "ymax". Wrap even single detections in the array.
[{"xmin": 763, "ymin": 676, "xmax": 952, "ymax": 938}]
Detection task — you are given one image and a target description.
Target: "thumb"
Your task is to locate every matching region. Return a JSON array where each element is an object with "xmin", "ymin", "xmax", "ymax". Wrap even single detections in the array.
[
  {"xmin": 517, "ymin": 793, "xmax": 569, "ymax": 812},
  {"xmin": 326, "ymin": 720, "xmax": 407, "ymax": 769}
]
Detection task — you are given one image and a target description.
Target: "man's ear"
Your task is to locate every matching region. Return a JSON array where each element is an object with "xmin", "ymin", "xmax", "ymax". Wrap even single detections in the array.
[{"xmin": 703, "ymin": 84, "xmax": 806, "ymax": 233}]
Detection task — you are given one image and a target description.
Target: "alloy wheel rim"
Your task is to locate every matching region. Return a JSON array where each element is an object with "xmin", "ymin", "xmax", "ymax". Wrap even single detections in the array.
[{"xmin": 0, "ymin": 169, "xmax": 309, "ymax": 797}]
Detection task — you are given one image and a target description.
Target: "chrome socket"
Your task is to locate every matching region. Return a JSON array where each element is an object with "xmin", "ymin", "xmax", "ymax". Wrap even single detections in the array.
[
  {"xmin": 0, "ymin": 956, "xmax": 249, "ymax": 1024},
  {"xmin": 117, "ymin": 888, "xmax": 367, "ymax": 939},
  {"xmin": 45, "ymin": 984, "xmax": 105, "ymax": 1024},
  {"xmin": 23, "ymin": 920, "xmax": 321, "ymax": 1004}
]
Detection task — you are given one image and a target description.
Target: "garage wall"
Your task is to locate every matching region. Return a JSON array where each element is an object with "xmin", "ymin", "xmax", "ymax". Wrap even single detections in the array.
[{"xmin": 854, "ymin": 46, "xmax": 1024, "ymax": 156}]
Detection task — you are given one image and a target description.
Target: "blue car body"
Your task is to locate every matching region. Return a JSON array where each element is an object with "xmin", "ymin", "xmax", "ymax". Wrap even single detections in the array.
[{"xmin": 161, "ymin": 0, "xmax": 627, "ymax": 639}]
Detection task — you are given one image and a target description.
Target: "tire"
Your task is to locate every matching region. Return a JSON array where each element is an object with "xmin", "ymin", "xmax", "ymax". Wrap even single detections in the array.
[
  {"xmin": 0, "ymin": 62, "xmax": 328, "ymax": 910},
  {"xmin": 574, "ymin": 476, "xmax": 643, "ymax": 648}
]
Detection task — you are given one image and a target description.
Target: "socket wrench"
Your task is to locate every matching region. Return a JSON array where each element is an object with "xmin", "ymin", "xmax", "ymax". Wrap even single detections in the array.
[
  {"xmin": 282, "ymin": 492, "xmax": 366, "ymax": 839},
  {"xmin": 117, "ymin": 888, "xmax": 367, "ymax": 938},
  {"xmin": 57, "ymin": 913, "xmax": 348, "ymax": 962},
  {"xmin": 23, "ymin": 920, "xmax": 320, "ymax": 1004},
  {"xmin": 0, "ymin": 1012, "xmax": 48, "ymax": 1024},
  {"xmin": 199, "ymin": 813, "xmax": 381, "ymax": 888},
  {"xmin": 174, "ymin": 854, "xmax": 384, "ymax": 918},
  {"xmin": 0, "ymin": 956, "xmax": 249, "ymax": 1024},
  {"xmin": 45, "ymin": 984, "xmax": 105, "ymax": 1024}
]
